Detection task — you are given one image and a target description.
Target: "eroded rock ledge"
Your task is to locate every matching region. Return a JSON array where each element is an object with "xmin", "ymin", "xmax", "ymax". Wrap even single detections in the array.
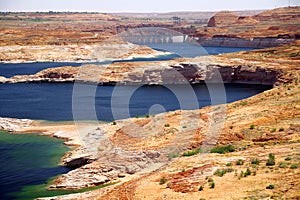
[{"xmin": 0, "ymin": 59, "xmax": 282, "ymax": 86}]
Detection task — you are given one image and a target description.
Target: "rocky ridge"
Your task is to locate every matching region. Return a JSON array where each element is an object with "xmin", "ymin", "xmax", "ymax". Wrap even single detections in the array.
[{"xmin": 0, "ymin": 41, "xmax": 170, "ymax": 63}]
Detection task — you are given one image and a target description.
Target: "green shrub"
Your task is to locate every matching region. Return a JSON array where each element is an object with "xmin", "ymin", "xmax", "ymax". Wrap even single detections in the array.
[
  {"xmin": 209, "ymin": 182, "xmax": 215, "ymax": 189},
  {"xmin": 182, "ymin": 148, "xmax": 201, "ymax": 157},
  {"xmin": 112, "ymin": 121, "xmax": 117, "ymax": 125},
  {"xmin": 250, "ymin": 124, "xmax": 255, "ymax": 129},
  {"xmin": 251, "ymin": 158, "xmax": 260, "ymax": 165},
  {"xmin": 236, "ymin": 159, "xmax": 245, "ymax": 165},
  {"xmin": 270, "ymin": 128, "xmax": 276, "ymax": 133},
  {"xmin": 168, "ymin": 152, "xmax": 179, "ymax": 160},
  {"xmin": 279, "ymin": 162, "xmax": 287, "ymax": 168},
  {"xmin": 266, "ymin": 153, "xmax": 275, "ymax": 166},
  {"xmin": 214, "ymin": 168, "xmax": 234, "ymax": 177},
  {"xmin": 238, "ymin": 171, "xmax": 244, "ymax": 179},
  {"xmin": 159, "ymin": 177, "xmax": 168, "ymax": 185},
  {"xmin": 285, "ymin": 156, "xmax": 291, "ymax": 161},
  {"xmin": 210, "ymin": 145, "xmax": 235, "ymax": 154},
  {"xmin": 290, "ymin": 164, "xmax": 298, "ymax": 169},
  {"xmin": 226, "ymin": 162, "xmax": 233, "ymax": 167},
  {"xmin": 244, "ymin": 168, "xmax": 251, "ymax": 177},
  {"xmin": 207, "ymin": 178, "xmax": 213, "ymax": 183},
  {"xmin": 164, "ymin": 123, "xmax": 170, "ymax": 127},
  {"xmin": 266, "ymin": 184, "xmax": 275, "ymax": 189},
  {"xmin": 279, "ymin": 127, "xmax": 284, "ymax": 132},
  {"xmin": 199, "ymin": 185, "xmax": 204, "ymax": 191},
  {"xmin": 214, "ymin": 169, "xmax": 225, "ymax": 177},
  {"xmin": 241, "ymin": 101, "xmax": 248, "ymax": 106},
  {"xmin": 226, "ymin": 168, "xmax": 234, "ymax": 172},
  {"xmin": 145, "ymin": 113, "xmax": 150, "ymax": 118}
]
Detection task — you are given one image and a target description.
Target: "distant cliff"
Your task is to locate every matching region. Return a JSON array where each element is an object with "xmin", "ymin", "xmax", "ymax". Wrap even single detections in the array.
[{"xmin": 197, "ymin": 37, "xmax": 295, "ymax": 48}]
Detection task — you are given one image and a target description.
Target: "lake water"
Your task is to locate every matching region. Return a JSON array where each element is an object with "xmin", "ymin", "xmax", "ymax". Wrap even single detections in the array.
[
  {"xmin": 0, "ymin": 83, "xmax": 271, "ymax": 121},
  {"xmin": 0, "ymin": 131, "xmax": 70, "ymax": 200}
]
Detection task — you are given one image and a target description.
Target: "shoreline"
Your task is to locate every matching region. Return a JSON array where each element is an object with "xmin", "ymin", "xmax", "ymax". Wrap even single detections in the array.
[
  {"xmin": 0, "ymin": 51, "xmax": 175, "ymax": 64},
  {"xmin": 0, "ymin": 43, "xmax": 173, "ymax": 64},
  {"xmin": 197, "ymin": 37, "xmax": 296, "ymax": 48}
]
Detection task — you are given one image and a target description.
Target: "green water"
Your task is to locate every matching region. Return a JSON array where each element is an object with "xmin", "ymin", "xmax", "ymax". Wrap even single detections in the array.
[
  {"xmin": 12, "ymin": 177, "xmax": 114, "ymax": 200},
  {"xmin": 0, "ymin": 131, "xmax": 72, "ymax": 199},
  {"xmin": 0, "ymin": 130, "xmax": 114, "ymax": 200}
]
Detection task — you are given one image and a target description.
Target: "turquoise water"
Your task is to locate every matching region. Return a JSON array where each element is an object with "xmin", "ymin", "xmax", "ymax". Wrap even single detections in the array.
[{"xmin": 0, "ymin": 131, "xmax": 71, "ymax": 200}]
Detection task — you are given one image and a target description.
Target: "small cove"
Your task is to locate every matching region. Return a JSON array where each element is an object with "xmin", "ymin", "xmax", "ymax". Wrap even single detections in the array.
[{"xmin": 0, "ymin": 131, "xmax": 71, "ymax": 200}]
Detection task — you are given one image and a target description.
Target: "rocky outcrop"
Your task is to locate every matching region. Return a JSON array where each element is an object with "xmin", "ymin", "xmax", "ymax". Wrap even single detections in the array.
[
  {"xmin": 50, "ymin": 148, "xmax": 162, "ymax": 190},
  {"xmin": 253, "ymin": 6, "xmax": 300, "ymax": 22},
  {"xmin": 0, "ymin": 61, "xmax": 281, "ymax": 86},
  {"xmin": 190, "ymin": 7, "xmax": 300, "ymax": 48},
  {"xmin": 206, "ymin": 65, "xmax": 281, "ymax": 85},
  {"xmin": 50, "ymin": 165, "xmax": 111, "ymax": 190},
  {"xmin": 207, "ymin": 11, "xmax": 239, "ymax": 27},
  {"xmin": 0, "ymin": 117, "xmax": 34, "ymax": 132},
  {"xmin": 0, "ymin": 42, "xmax": 170, "ymax": 63}
]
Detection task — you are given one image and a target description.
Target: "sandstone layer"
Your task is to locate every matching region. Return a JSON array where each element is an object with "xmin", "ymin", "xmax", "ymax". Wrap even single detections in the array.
[
  {"xmin": 192, "ymin": 6, "xmax": 300, "ymax": 47},
  {"xmin": 0, "ymin": 41, "xmax": 170, "ymax": 63}
]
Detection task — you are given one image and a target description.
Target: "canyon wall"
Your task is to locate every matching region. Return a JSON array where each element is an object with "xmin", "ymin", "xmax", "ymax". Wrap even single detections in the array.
[
  {"xmin": 0, "ymin": 62, "xmax": 281, "ymax": 86},
  {"xmin": 197, "ymin": 37, "xmax": 295, "ymax": 48}
]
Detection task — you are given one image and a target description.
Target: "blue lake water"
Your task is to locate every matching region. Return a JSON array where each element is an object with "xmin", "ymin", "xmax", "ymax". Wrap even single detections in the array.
[
  {"xmin": 0, "ymin": 83, "xmax": 271, "ymax": 121},
  {"xmin": 148, "ymin": 43, "xmax": 255, "ymax": 58}
]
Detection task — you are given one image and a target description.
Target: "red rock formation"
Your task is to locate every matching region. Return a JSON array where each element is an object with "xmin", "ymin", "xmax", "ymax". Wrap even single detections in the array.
[{"xmin": 207, "ymin": 11, "xmax": 239, "ymax": 27}]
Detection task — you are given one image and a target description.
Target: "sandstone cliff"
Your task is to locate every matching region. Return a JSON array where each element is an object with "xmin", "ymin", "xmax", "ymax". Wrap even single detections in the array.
[
  {"xmin": 193, "ymin": 7, "xmax": 300, "ymax": 47},
  {"xmin": 207, "ymin": 11, "xmax": 239, "ymax": 27}
]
